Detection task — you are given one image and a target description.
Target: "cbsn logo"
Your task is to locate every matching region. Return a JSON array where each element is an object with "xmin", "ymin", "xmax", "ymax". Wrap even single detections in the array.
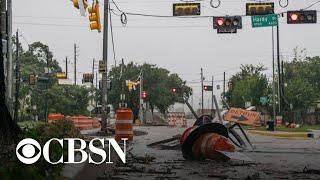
[{"xmin": 16, "ymin": 138, "xmax": 127, "ymax": 164}]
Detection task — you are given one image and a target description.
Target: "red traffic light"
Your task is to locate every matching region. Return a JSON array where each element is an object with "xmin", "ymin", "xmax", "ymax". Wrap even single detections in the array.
[
  {"xmin": 141, "ymin": 91, "xmax": 148, "ymax": 99},
  {"xmin": 287, "ymin": 10, "xmax": 317, "ymax": 24},
  {"xmin": 217, "ymin": 18, "xmax": 224, "ymax": 26},
  {"xmin": 290, "ymin": 13, "xmax": 299, "ymax": 21},
  {"xmin": 203, "ymin": 85, "xmax": 213, "ymax": 91},
  {"xmin": 172, "ymin": 88, "xmax": 177, "ymax": 93}
]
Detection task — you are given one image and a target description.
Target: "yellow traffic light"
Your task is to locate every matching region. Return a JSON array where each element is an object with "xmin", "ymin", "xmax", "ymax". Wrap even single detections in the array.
[
  {"xmin": 73, "ymin": 0, "xmax": 88, "ymax": 9},
  {"xmin": 88, "ymin": 2, "xmax": 101, "ymax": 32},
  {"xmin": 56, "ymin": 73, "xmax": 67, "ymax": 79}
]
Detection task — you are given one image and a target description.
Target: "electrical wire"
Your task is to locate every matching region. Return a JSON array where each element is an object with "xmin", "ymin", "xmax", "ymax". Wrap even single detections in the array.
[
  {"xmin": 210, "ymin": 0, "xmax": 221, "ymax": 8},
  {"xmin": 279, "ymin": 0, "xmax": 289, "ymax": 8},
  {"xmin": 108, "ymin": 0, "xmax": 117, "ymax": 67},
  {"xmin": 303, "ymin": 0, "xmax": 320, "ymax": 10}
]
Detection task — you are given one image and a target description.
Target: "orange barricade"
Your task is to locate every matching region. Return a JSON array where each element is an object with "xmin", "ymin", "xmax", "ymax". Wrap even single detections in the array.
[
  {"xmin": 66, "ymin": 115, "xmax": 101, "ymax": 130},
  {"xmin": 115, "ymin": 108, "xmax": 133, "ymax": 142},
  {"xmin": 48, "ymin": 113, "xmax": 65, "ymax": 123},
  {"xmin": 167, "ymin": 112, "xmax": 187, "ymax": 128}
]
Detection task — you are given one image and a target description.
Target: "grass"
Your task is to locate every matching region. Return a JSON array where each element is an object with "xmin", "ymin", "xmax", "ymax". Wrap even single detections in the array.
[{"xmin": 254, "ymin": 125, "xmax": 320, "ymax": 132}]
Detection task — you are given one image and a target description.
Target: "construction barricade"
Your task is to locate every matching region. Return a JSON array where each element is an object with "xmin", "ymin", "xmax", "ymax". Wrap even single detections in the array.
[
  {"xmin": 115, "ymin": 108, "xmax": 133, "ymax": 142},
  {"xmin": 48, "ymin": 113, "xmax": 65, "ymax": 123},
  {"xmin": 167, "ymin": 112, "xmax": 187, "ymax": 128},
  {"xmin": 66, "ymin": 116, "xmax": 101, "ymax": 130}
]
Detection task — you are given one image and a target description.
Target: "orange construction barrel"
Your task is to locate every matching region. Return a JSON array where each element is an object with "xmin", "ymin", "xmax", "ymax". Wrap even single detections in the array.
[{"xmin": 115, "ymin": 108, "xmax": 133, "ymax": 141}]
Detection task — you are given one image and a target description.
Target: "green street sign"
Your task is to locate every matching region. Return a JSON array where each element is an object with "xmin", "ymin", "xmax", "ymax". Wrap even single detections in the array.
[
  {"xmin": 252, "ymin": 14, "xmax": 278, "ymax": 28},
  {"xmin": 260, "ymin": 96, "xmax": 268, "ymax": 105}
]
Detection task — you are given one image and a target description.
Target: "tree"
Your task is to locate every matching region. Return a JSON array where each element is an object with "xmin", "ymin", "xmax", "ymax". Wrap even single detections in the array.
[
  {"xmin": 225, "ymin": 64, "xmax": 269, "ymax": 111},
  {"xmin": 107, "ymin": 62, "xmax": 192, "ymax": 116},
  {"xmin": 46, "ymin": 84, "xmax": 91, "ymax": 116}
]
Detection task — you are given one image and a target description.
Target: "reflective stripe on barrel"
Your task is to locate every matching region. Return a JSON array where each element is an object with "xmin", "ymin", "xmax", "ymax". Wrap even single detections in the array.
[{"xmin": 115, "ymin": 108, "xmax": 133, "ymax": 141}]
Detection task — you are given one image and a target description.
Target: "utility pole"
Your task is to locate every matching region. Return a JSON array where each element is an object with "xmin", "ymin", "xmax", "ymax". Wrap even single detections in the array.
[
  {"xmin": 200, "ymin": 68, "xmax": 204, "ymax": 115},
  {"xmin": 281, "ymin": 60, "xmax": 285, "ymax": 105},
  {"xmin": 13, "ymin": 30, "xmax": 19, "ymax": 122},
  {"xmin": 101, "ymin": 0, "xmax": 109, "ymax": 132},
  {"xmin": 65, "ymin": 56, "xmax": 68, "ymax": 78},
  {"xmin": 74, "ymin": 43, "xmax": 77, "ymax": 85},
  {"xmin": 271, "ymin": 26, "xmax": 276, "ymax": 122},
  {"xmin": 276, "ymin": 25, "xmax": 281, "ymax": 114},
  {"xmin": 139, "ymin": 70, "xmax": 144, "ymax": 123},
  {"xmin": 223, "ymin": 72, "xmax": 226, "ymax": 97},
  {"xmin": 44, "ymin": 47, "xmax": 49, "ymax": 122},
  {"xmin": 211, "ymin": 76, "xmax": 214, "ymax": 117}
]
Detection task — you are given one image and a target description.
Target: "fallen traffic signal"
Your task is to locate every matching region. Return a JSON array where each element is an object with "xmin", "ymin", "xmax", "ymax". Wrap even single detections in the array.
[
  {"xmin": 287, "ymin": 10, "xmax": 317, "ymax": 24},
  {"xmin": 173, "ymin": 3, "xmax": 200, "ymax": 16},
  {"xmin": 203, "ymin": 85, "xmax": 213, "ymax": 91},
  {"xmin": 88, "ymin": 1, "xmax": 101, "ymax": 32},
  {"xmin": 246, "ymin": 2, "xmax": 274, "ymax": 16}
]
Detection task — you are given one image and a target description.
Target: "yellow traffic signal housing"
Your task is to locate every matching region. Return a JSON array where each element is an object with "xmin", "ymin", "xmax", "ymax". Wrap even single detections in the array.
[
  {"xmin": 88, "ymin": 2, "xmax": 102, "ymax": 32},
  {"xmin": 56, "ymin": 72, "xmax": 67, "ymax": 79},
  {"xmin": 29, "ymin": 74, "xmax": 36, "ymax": 85},
  {"xmin": 73, "ymin": 0, "xmax": 88, "ymax": 9},
  {"xmin": 173, "ymin": 3, "xmax": 201, "ymax": 16},
  {"xmin": 246, "ymin": 2, "xmax": 274, "ymax": 16}
]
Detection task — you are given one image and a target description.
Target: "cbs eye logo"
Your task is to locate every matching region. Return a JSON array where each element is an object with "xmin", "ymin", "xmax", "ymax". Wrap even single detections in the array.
[{"xmin": 16, "ymin": 138, "xmax": 41, "ymax": 164}]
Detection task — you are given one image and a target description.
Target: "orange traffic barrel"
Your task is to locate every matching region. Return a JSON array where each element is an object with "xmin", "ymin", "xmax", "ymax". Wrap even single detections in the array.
[
  {"xmin": 192, "ymin": 133, "xmax": 235, "ymax": 161},
  {"xmin": 115, "ymin": 108, "xmax": 133, "ymax": 141}
]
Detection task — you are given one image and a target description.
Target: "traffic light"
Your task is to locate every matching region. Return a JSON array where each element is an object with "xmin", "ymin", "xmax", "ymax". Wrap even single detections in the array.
[
  {"xmin": 83, "ymin": 73, "xmax": 94, "ymax": 83},
  {"xmin": 99, "ymin": 61, "xmax": 106, "ymax": 73},
  {"xmin": 141, "ymin": 91, "xmax": 148, "ymax": 100},
  {"xmin": 246, "ymin": 2, "xmax": 274, "ymax": 16},
  {"xmin": 213, "ymin": 16, "xmax": 242, "ymax": 33},
  {"xmin": 29, "ymin": 74, "xmax": 36, "ymax": 85},
  {"xmin": 213, "ymin": 16, "xmax": 242, "ymax": 29},
  {"xmin": 173, "ymin": 3, "xmax": 200, "ymax": 16},
  {"xmin": 56, "ymin": 72, "xmax": 67, "ymax": 79},
  {"xmin": 203, "ymin": 85, "xmax": 213, "ymax": 91},
  {"xmin": 287, "ymin": 10, "xmax": 317, "ymax": 24},
  {"xmin": 172, "ymin": 88, "xmax": 177, "ymax": 93},
  {"xmin": 73, "ymin": 0, "xmax": 88, "ymax": 9},
  {"xmin": 88, "ymin": 1, "xmax": 101, "ymax": 32}
]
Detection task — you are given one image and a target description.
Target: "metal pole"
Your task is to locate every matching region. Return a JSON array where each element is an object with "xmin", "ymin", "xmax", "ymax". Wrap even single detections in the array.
[
  {"xmin": 276, "ymin": 25, "xmax": 281, "ymax": 114},
  {"xmin": 272, "ymin": 26, "xmax": 276, "ymax": 122},
  {"xmin": 211, "ymin": 76, "xmax": 214, "ymax": 117},
  {"xmin": 139, "ymin": 71, "xmax": 143, "ymax": 122},
  {"xmin": 7, "ymin": 0, "xmax": 13, "ymax": 115},
  {"xmin": 74, "ymin": 43, "xmax": 77, "ymax": 85},
  {"xmin": 201, "ymin": 68, "xmax": 204, "ymax": 115},
  {"xmin": 45, "ymin": 47, "xmax": 49, "ymax": 122},
  {"xmin": 14, "ymin": 30, "xmax": 19, "ymax": 122},
  {"xmin": 65, "ymin": 56, "xmax": 68, "ymax": 78},
  {"xmin": 223, "ymin": 72, "xmax": 226, "ymax": 97},
  {"xmin": 101, "ymin": 0, "xmax": 109, "ymax": 132}
]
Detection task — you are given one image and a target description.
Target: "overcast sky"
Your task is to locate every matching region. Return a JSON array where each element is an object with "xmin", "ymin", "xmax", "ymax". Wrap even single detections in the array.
[{"xmin": 12, "ymin": 0, "xmax": 320, "ymax": 110}]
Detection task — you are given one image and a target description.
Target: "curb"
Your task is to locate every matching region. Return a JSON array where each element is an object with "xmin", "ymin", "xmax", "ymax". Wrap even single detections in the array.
[{"xmin": 248, "ymin": 130, "xmax": 313, "ymax": 138}]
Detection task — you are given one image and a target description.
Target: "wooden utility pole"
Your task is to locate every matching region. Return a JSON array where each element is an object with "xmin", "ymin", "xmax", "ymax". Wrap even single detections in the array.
[
  {"xmin": 13, "ymin": 30, "xmax": 20, "ymax": 122},
  {"xmin": 74, "ymin": 43, "xmax": 77, "ymax": 85}
]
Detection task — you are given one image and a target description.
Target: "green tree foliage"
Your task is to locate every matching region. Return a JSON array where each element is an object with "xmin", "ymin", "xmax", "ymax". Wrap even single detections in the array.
[
  {"xmin": 283, "ymin": 48, "xmax": 319, "ymax": 111},
  {"xmin": 47, "ymin": 84, "xmax": 91, "ymax": 115},
  {"xmin": 107, "ymin": 62, "xmax": 192, "ymax": 115},
  {"xmin": 225, "ymin": 64, "xmax": 269, "ymax": 110}
]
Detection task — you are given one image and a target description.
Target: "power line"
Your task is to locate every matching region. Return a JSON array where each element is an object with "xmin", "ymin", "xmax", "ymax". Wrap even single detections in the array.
[{"xmin": 109, "ymin": 1, "xmax": 117, "ymax": 66}]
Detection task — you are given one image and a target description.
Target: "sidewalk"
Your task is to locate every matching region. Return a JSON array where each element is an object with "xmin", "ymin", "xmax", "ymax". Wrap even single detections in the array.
[{"xmin": 248, "ymin": 130, "xmax": 313, "ymax": 138}]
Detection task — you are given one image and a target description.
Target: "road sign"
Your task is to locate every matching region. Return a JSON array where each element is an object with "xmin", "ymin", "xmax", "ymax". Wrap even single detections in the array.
[
  {"xmin": 260, "ymin": 96, "xmax": 268, "ymax": 105},
  {"xmin": 252, "ymin": 14, "xmax": 278, "ymax": 28},
  {"xmin": 87, "ymin": 105, "xmax": 94, "ymax": 112},
  {"xmin": 224, "ymin": 108, "xmax": 261, "ymax": 126}
]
